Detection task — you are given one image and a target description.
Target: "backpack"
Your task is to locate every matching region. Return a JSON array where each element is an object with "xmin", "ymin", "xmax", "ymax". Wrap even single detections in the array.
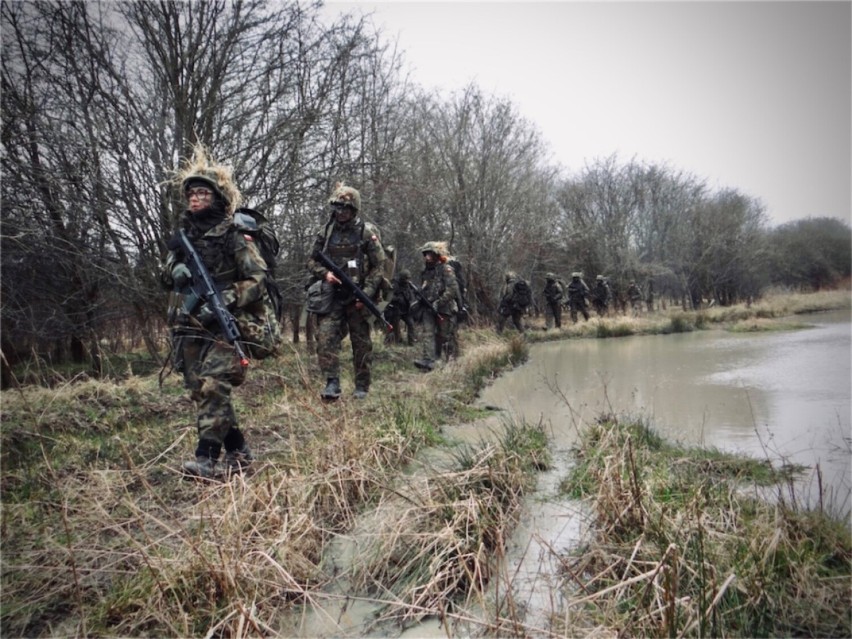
[
  {"xmin": 447, "ymin": 257, "xmax": 469, "ymax": 319},
  {"xmin": 513, "ymin": 279, "xmax": 532, "ymax": 309},
  {"xmin": 233, "ymin": 208, "xmax": 284, "ymax": 358}
]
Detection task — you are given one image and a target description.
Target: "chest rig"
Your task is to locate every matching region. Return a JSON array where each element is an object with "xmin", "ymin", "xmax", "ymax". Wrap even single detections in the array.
[
  {"xmin": 324, "ymin": 220, "xmax": 366, "ymax": 282},
  {"xmin": 185, "ymin": 224, "xmax": 238, "ymax": 286}
]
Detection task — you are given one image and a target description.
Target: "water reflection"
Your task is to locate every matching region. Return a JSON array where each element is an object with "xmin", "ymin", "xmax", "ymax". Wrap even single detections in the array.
[{"xmin": 479, "ymin": 310, "xmax": 851, "ymax": 513}]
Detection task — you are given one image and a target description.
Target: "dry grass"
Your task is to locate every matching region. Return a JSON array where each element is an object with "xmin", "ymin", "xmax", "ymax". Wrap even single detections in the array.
[
  {"xmin": 0, "ymin": 327, "xmax": 542, "ymax": 637},
  {"xmin": 557, "ymin": 418, "xmax": 852, "ymax": 638}
]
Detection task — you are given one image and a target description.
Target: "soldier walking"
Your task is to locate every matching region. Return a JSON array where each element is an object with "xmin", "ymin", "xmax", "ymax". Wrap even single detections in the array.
[
  {"xmin": 566, "ymin": 272, "xmax": 591, "ymax": 322},
  {"xmin": 305, "ymin": 184, "xmax": 387, "ymax": 400},
  {"xmin": 412, "ymin": 242, "xmax": 460, "ymax": 371},
  {"xmin": 543, "ymin": 273, "xmax": 564, "ymax": 329}
]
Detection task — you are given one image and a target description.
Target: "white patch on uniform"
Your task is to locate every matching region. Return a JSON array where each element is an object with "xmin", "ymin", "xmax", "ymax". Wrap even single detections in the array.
[{"xmin": 244, "ymin": 234, "xmax": 254, "ymax": 241}]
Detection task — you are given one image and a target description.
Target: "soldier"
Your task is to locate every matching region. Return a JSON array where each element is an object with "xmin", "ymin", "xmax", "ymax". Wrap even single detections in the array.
[
  {"xmin": 590, "ymin": 274, "xmax": 611, "ymax": 317},
  {"xmin": 306, "ymin": 183, "xmax": 387, "ymax": 400},
  {"xmin": 161, "ymin": 147, "xmax": 266, "ymax": 479},
  {"xmin": 496, "ymin": 271, "xmax": 531, "ymax": 333},
  {"xmin": 543, "ymin": 272, "xmax": 564, "ymax": 329},
  {"xmin": 384, "ymin": 269, "xmax": 416, "ymax": 346},
  {"xmin": 412, "ymin": 241, "xmax": 460, "ymax": 371},
  {"xmin": 627, "ymin": 280, "xmax": 644, "ymax": 316},
  {"xmin": 566, "ymin": 272, "xmax": 591, "ymax": 322}
]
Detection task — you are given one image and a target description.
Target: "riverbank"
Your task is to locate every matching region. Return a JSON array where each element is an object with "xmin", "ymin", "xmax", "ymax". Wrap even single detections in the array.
[{"xmin": 1, "ymin": 289, "xmax": 849, "ymax": 637}]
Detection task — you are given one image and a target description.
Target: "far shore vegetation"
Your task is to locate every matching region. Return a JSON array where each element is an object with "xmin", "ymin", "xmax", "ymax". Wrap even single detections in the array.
[{"xmin": 1, "ymin": 289, "xmax": 850, "ymax": 637}]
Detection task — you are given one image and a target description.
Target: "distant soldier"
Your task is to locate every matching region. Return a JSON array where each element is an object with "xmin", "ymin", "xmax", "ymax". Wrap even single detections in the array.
[
  {"xmin": 590, "ymin": 274, "xmax": 611, "ymax": 317},
  {"xmin": 542, "ymin": 272, "xmax": 564, "ymax": 329},
  {"xmin": 566, "ymin": 272, "xmax": 591, "ymax": 322},
  {"xmin": 384, "ymin": 270, "xmax": 415, "ymax": 345},
  {"xmin": 412, "ymin": 241, "xmax": 460, "ymax": 371},
  {"xmin": 497, "ymin": 271, "xmax": 532, "ymax": 334},
  {"xmin": 627, "ymin": 280, "xmax": 643, "ymax": 316}
]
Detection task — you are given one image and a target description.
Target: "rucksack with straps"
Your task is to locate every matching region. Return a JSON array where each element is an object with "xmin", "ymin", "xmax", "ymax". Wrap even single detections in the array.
[
  {"xmin": 233, "ymin": 208, "xmax": 284, "ymax": 358},
  {"xmin": 512, "ymin": 278, "xmax": 532, "ymax": 309}
]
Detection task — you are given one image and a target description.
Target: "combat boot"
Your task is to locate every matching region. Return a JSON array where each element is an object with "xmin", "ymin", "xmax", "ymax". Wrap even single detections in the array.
[
  {"xmin": 182, "ymin": 456, "xmax": 220, "ymax": 479},
  {"xmin": 352, "ymin": 386, "xmax": 368, "ymax": 399},
  {"xmin": 320, "ymin": 377, "xmax": 341, "ymax": 400},
  {"xmin": 224, "ymin": 445, "xmax": 254, "ymax": 473},
  {"xmin": 413, "ymin": 358, "xmax": 434, "ymax": 371}
]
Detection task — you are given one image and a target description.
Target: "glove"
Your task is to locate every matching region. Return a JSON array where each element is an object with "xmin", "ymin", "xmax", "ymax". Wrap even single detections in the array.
[
  {"xmin": 172, "ymin": 263, "xmax": 192, "ymax": 289},
  {"xmin": 195, "ymin": 303, "xmax": 216, "ymax": 327}
]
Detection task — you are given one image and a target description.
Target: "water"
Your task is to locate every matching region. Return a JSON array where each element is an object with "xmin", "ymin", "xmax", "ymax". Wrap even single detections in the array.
[{"xmin": 479, "ymin": 309, "xmax": 852, "ymax": 511}]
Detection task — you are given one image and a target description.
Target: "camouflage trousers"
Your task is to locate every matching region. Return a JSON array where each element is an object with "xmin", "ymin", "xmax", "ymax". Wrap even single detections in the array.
[
  {"xmin": 416, "ymin": 311, "xmax": 457, "ymax": 361},
  {"xmin": 316, "ymin": 302, "xmax": 373, "ymax": 390},
  {"xmin": 497, "ymin": 308, "xmax": 525, "ymax": 333},
  {"xmin": 545, "ymin": 300, "xmax": 562, "ymax": 329},
  {"xmin": 175, "ymin": 329, "xmax": 246, "ymax": 455}
]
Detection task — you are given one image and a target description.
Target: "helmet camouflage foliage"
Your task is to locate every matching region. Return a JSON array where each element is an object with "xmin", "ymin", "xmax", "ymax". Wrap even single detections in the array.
[
  {"xmin": 328, "ymin": 182, "xmax": 361, "ymax": 211},
  {"xmin": 177, "ymin": 145, "xmax": 241, "ymax": 213},
  {"xmin": 546, "ymin": 272, "xmax": 556, "ymax": 280},
  {"xmin": 596, "ymin": 274, "xmax": 604, "ymax": 281},
  {"xmin": 572, "ymin": 272, "xmax": 582, "ymax": 278},
  {"xmin": 419, "ymin": 241, "xmax": 447, "ymax": 257}
]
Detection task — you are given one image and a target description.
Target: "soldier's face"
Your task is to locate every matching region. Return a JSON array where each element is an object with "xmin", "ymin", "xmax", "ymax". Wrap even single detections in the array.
[
  {"xmin": 422, "ymin": 251, "xmax": 437, "ymax": 266},
  {"xmin": 332, "ymin": 203, "xmax": 355, "ymax": 223},
  {"xmin": 186, "ymin": 187, "xmax": 213, "ymax": 212}
]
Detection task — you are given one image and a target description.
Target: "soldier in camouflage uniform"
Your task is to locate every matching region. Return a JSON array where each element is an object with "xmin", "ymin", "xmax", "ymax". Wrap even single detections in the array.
[
  {"xmin": 306, "ymin": 184, "xmax": 387, "ymax": 400},
  {"xmin": 412, "ymin": 241, "xmax": 461, "ymax": 371},
  {"xmin": 496, "ymin": 271, "xmax": 527, "ymax": 334},
  {"xmin": 590, "ymin": 274, "xmax": 611, "ymax": 317},
  {"xmin": 384, "ymin": 269, "xmax": 416, "ymax": 345},
  {"xmin": 627, "ymin": 280, "xmax": 644, "ymax": 316},
  {"xmin": 543, "ymin": 272, "xmax": 564, "ymax": 329},
  {"xmin": 161, "ymin": 148, "xmax": 265, "ymax": 479},
  {"xmin": 566, "ymin": 272, "xmax": 591, "ymax": 322}
]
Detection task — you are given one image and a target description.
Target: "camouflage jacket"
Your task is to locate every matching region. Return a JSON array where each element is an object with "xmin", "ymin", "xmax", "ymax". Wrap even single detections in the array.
[
  {"xmin": 306, "ymin": 217, "xmax": 387, "ymax": 300},
  {"xmin": 161, "ymin": 213, "xmax": 268, "ymax": 330},
  {"xmin": 420, "ymin": 261, "xmax": 460, "ymax": 315}
]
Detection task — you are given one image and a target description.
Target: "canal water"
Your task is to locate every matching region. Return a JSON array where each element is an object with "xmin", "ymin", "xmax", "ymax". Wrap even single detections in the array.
[{"xmin": 477, "ymin": 308, "xmax": 851, "ymax": 513}]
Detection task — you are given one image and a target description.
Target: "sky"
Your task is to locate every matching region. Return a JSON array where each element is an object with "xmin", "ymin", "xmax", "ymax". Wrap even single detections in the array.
[{"xmin": 320, "ymin": 1, "xmax": 851, "ymax": 227}]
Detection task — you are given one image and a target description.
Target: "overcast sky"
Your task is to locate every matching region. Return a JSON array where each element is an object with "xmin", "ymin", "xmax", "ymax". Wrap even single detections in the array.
[{"xmin": 320, "ymin": 1, "xmax": 851, "ymax": 227}]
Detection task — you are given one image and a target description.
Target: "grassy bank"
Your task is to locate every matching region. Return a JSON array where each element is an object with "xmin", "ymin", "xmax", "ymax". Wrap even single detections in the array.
[
  {"xmin": 1, "ymin": 290, "xmax": 849, "ymax": 637},
  {"xmin": 558, "ymin": 417, "xmax": 851, "ymax": 638},
  {"xmin": 0, "ymin": 328, "xmax": 540, "ymax": 637}
]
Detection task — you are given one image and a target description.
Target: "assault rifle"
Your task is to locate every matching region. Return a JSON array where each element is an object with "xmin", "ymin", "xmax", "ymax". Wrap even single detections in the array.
[
  {"xmin": 408, "ymin": 282, "xmax": 444, "ymax": 323},
  {"xmin": 312, "ymin": 250, "xmax": 393, "ymax": 332},
  {"xmin": 178, "ymin": 229, "xmax": 249, "ymax": 368}
]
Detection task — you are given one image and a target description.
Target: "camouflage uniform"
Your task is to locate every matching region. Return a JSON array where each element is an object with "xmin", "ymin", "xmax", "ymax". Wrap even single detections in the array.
[
  {"xmin": 496, "ymin": 271, "xmax": 527, "ymax": 333},
  {"xmin": 627, "ymin": 280, "xmax": 643, "ymax": 316},
  {"xmin": 590, "ymin": 275, "xmax": 611, "ymax": 317},
  {"xmin": 566, "ymin": 273, "xmax": 591, "ymax": 322},
  {"xmin": 162, "ymin": 162, "xmax": 266, "ymax": 478},
  {"xmin": 413, "ymin": 242, "xmax": 460, "ymax": 371},
  {"xmin": 306, "ymin": 184, "xmax": 386, "ymax": 399},
  {"xmin": 543, "ymin": 273, "xmax": 564, "ymax": 329},
  {"xmin": 385, "ymin": 270, "xmax": 415, "ymax": 345}
]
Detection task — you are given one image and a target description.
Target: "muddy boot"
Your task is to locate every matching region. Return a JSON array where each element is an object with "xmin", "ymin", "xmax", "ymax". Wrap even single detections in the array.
[
  {"xmin": 224, "ymin": 445, "xmax": 254, "ymax": 474},
  {"xmin": 413, "ymin": 358, "xmax": 434, "ymax": 372},
  {"xmin": 182, "ymin": 456, "xmax": 220, "ymax": 479},
  {"xmin": 352, "ymin": 387, "xmax": 368, "ymax": 399},
  {"xmin": 320, "ymin": 377, "xmax": 341, "ymax": 401}
]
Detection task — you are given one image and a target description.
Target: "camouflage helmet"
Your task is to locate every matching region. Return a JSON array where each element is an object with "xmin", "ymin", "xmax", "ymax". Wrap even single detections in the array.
[
  {"xmin": 596, "ymin": 274, "xmax": 604, "ymax": 281},
  {"xmin": 505, "ymin": 271, "xmax": 517, "ymax": 281},
  {"xmin": 177, "ymin": 145, "xmax": 241, "ymax": 213},
  {"xmin": 328, "ymin": 183, "xmax": 361, "ymax": 211},
  {"xmin": 419, "ymin": 241, "xmax": 447, "ymax": 257},
  {"xmin": 545, "ymin": 272, "xmax": 556, "ymax": 281},
  {"xmin": 397, "ymin": 269, "xmax": 411, "ymax": 281},
  {"xmin": 571, "ymin": 271, "xmax": 582, "ymax": 278}
]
